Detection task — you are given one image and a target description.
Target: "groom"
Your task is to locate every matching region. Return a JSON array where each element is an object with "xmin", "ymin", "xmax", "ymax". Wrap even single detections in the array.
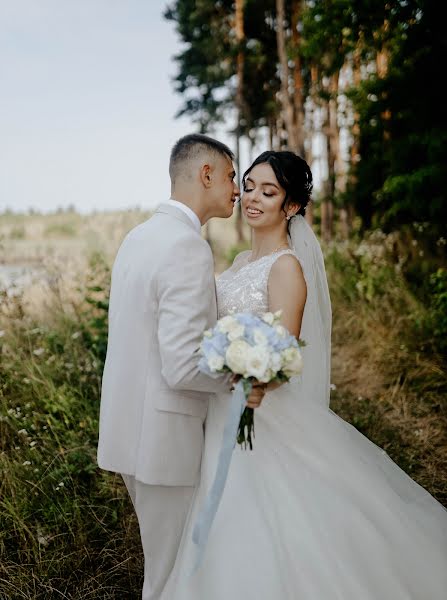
[{"xmin": 97, "ymin": 133, "xmax": 265, "ymax": 599}]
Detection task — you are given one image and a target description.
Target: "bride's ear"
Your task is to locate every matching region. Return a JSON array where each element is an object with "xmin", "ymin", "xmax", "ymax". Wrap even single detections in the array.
[{"xmin": 286, "ymin": 202, "xmax": 301, "ymax": 219}]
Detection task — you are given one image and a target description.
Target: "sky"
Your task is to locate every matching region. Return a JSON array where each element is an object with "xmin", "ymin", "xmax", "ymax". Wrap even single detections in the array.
[{"xmin": 0, "ymin": 0, "xmax": 251, "ymax": 213}]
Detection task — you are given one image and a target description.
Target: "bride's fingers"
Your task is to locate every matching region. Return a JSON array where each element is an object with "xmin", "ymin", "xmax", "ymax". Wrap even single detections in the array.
[{"xmin": 246, "ymin": 387, "xmax": 266, "ymax": 408}]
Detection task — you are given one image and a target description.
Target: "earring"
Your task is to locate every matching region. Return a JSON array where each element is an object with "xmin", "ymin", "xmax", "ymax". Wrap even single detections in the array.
[{"xmin": 286, "ymin": 215, "xmax": 291, "ymax": 221}]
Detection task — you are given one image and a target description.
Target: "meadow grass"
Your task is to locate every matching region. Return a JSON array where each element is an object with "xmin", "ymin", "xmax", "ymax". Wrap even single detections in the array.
[{"xmin": 0, "ymin": 213, "xmax": 446, "ymax": 598}]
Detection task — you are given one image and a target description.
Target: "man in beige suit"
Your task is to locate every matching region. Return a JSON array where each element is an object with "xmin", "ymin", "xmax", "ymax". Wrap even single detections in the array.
[{"xmin": 97, "ymin": 134, "xmax": 265, "ymax": 599}]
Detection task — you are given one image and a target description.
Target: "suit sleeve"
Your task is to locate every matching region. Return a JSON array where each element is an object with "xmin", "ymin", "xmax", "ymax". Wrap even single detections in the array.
[{"xmin": 156, "ymin": 234, "xmax": 230, "ymax": 393}]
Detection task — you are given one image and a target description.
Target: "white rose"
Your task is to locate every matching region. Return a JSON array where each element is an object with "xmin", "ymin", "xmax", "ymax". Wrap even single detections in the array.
[
  {"xmin": 268, "ymin": 351, "xmax": 282, "ymax": 374},
  {"xmin": 275, "ymin": 324, "xmax": 287, "ymax": 338},
  {"xmin": 253, "ymin": 328, "xmax": 268, "ymax": 346},
  {"xmin": 227, "ymin": 323, "xmax": 245, "ymax": 341},
  {"xmin": 281, "ymin": 347, "xmax": 303, "ymax": 377},
  {"xmin": 207, "ymin": 353, "xmax": 225, "ymax": 372},
  {"xmin": 262, "ymin": 312, "xmax": 274, "ymax": 325},
  {"xmin": 225, "ymin": 340, "xmax": 251, "ymax": 374},
  {"xmin": 203, "ymin": 329, "xmax": 213, "ymax": 338},
  {"xmin": 244, "ymin": 346, "xmax": 270, "ymax": 381},
  {"xmin": 217, "ymin": 315, "xmax": 237, "ymax": 334}
]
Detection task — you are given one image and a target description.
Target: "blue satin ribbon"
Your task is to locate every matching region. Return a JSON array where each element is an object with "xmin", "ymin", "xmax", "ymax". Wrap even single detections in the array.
[{"xmin": 190, "ymin": 380, "xmax": 247, "ymax": 574}]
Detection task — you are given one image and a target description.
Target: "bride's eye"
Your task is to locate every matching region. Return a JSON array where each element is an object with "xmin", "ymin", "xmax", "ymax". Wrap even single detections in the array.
[
  {"xmin": 244, "ymin": 187, "xmax": 254, "ymax": 193},
  {"xmin": 263, "ymin": 192, "xmax": 273, "ymax": 197}
]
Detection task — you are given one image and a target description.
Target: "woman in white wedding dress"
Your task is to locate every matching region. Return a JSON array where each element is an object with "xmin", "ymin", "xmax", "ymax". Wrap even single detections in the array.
[{"xmin": 162, "ymin": 151, "xmax": 447, "ymax": 599}]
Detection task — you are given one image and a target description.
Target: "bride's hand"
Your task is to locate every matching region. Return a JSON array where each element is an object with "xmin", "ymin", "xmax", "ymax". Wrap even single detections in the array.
[
  {"xmin": 262, "ymin": 381, "xmax": 282, "ymax": 393},
  {"xmin": 230, "ymin": 375, "xmax": 266, "ymax": 409},
  {"xmin": 246, "ymin": 382, "xmax": 266, "ymax": 408}
]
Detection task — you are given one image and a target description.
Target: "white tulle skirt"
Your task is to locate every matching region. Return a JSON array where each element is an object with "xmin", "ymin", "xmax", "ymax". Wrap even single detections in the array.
[{"xmin": 162, "ymin": 384, "xmax": 447, "ymax": 599}]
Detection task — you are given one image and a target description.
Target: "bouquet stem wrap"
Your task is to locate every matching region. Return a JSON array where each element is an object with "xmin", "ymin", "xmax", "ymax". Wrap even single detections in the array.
[{"xmin": 191, "ymin": 379, "xmax": 251, "ymax": 573}]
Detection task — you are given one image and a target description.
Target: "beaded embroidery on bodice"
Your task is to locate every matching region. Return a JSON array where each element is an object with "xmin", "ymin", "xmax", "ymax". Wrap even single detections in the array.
[{"xmin": 216, "ymin": 249, "xmax": 296, "ymax": 318}]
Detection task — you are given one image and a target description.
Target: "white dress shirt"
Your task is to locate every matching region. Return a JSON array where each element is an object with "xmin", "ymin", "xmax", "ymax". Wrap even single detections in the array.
[{"xmin": 165, "ymin": 198, "xmax": 202, "ymax": 233}]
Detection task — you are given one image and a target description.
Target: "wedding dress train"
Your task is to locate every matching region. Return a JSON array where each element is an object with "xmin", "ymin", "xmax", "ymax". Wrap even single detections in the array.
[{"xmin": 162, "ymin": 224, "xmax": 447, "ymax": 599}]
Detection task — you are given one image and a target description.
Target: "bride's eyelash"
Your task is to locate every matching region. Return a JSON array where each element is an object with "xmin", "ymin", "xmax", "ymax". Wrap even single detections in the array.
[{"xmin": 243, "ymin": 187, "xmax": 273, "ymax": 197}]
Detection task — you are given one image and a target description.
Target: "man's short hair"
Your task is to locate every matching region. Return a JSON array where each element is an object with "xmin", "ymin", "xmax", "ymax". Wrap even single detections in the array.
[{"xmin": 169, "ymin": 133, "xmax": 234, "ymax": 183}]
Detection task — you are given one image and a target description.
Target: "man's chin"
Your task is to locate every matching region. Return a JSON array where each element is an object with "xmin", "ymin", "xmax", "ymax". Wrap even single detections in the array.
[{"xmin": 217, "ymin": 206, "xmax": 234, "ymax": 219}]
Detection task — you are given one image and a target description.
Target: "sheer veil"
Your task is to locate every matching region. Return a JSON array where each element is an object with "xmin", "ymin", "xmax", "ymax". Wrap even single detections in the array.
[{"xmin": 288, "ymin": 215, "xmax": 332, "ymax": 407}]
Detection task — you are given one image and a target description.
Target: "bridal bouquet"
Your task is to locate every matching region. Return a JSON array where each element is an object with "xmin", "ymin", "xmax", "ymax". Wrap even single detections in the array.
[{"xmin": 198, "ymin": 311, "xmax": 304, "ymax": 449}]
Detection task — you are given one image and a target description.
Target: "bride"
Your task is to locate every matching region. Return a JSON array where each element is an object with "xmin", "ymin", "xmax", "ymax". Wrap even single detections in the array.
[{"xmin": 162, "ymin": 150, "xmax": 447, "ymax": 599}]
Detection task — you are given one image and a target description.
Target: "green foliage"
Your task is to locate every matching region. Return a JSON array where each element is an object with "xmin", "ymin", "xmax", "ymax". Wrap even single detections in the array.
[
  {"xmin": 0, "ymin": 232, "xmax": 446, "ymax": 596},
  {"xmin": 225, "ymin": 241, "xmax": 251, "ymax": 266},
  {"xmin": 164, "ymin": 0, "xmax": 280, "ymax": 134},
  {"xmin": 9, "ymin": 225, "xmax": 26, "ymax": 240},
  {"xmin": 424, "ymin": 269, "xmax": 447, "ymax": 355},
  {"xmin": 0, "ymin": 261, "xmax": 142, "ymax": 598},
  {"xmin": 345, "ymin": 1, "xmax": 447, "ymax": 232},
  {"xmin": 44, "ymin": 221, "xmax": 77, "ymax": 238},
  {"xmin": 79, "ymin": 253, "xmax": 111, "ymax": 367},
  {"xmin": 165, "ymin": 0, "xmax": 446, "ymax": 234}
]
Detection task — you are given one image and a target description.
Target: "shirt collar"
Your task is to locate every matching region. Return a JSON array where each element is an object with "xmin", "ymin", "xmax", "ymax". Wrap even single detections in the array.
[{"xmin": 166, "ymin": 198, "xmax": 202, "ymax": 233}]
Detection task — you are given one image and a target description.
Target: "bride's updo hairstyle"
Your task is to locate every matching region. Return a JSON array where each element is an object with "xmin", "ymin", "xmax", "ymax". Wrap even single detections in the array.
[{"xmin": 242, "ymin": 150, "xmax": 313, "ymax": 217}]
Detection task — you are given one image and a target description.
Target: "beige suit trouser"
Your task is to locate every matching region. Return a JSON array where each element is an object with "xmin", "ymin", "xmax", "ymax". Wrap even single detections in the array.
[{"xmin": 122, "ymin": 474, "xmax": 195, "ymax": 600}]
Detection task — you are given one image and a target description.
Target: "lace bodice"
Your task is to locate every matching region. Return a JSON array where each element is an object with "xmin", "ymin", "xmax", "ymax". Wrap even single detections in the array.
[{"xmin": 216, "ymin": 249, "xmax": 296, "ymax": 318}]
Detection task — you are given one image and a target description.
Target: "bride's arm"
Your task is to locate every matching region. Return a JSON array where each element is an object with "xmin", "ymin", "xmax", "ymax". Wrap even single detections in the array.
[
  {"xmin": 260, "ymin": 255, "xmax": 306, "ymax": 393},
  {"xmin": 267, "ymin": 254, "xmax": 307, "ymax": 338}
]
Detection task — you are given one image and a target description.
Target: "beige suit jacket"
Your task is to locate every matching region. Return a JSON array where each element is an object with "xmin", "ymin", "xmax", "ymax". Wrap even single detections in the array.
[{"xmin": 97, "ymin": 204, "xmax": 227, "ymax": 486}]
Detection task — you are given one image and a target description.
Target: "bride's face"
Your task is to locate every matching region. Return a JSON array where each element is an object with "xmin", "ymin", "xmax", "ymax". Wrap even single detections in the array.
[{"xmin": 241, "ymin": 163, "xmax": 287, "ymax": 230}]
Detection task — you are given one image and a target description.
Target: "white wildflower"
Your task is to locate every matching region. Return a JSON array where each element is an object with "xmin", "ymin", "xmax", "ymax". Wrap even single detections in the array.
[
  {"xmin": 71, "ymin": 331, "xmax": 81, "ymax": 339},
  {"xmin": 33, "ymin": 348, "xmax": 45, "ymax": 356},
  {"xmin": 18, "ymin": 429, "xmax": 28, "ymax": 436},
  {"xmin": 37, "ymin": 528, "xmax": 49, "ymax": 547},
  {"xmin": 22, "ymin": 460, "xmax": 31, "ymax": 466}
]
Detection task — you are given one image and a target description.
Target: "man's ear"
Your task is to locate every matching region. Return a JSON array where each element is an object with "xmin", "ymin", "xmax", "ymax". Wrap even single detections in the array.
[{"xmin": 200, "ymin": 164, "xmax": 213, "ymax": 188}]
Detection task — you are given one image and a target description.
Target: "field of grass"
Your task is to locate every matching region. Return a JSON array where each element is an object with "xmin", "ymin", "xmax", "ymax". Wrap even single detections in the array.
[{"xmin": 1, "ymin": 210, "xmax": 445, "ymax": 598}]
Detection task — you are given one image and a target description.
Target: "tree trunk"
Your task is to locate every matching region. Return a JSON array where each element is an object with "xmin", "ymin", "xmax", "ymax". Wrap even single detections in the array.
[
  {"xmin": 321, "ymin": 81, "xmax": 337, "ymax": 243},
  {"xmin": 235, "ymin": 128, "xmax": 245, "ymax": 244},
  {"xmin": 276, "ymin": 0, "xmax": 298, "ymax": 151},
  {"xmin": 291, "ymin": 0, "xmax": 305, "ymax": 157},
  {"xmin": 344, "ymin": 46, "xmax": 363, "ymax": 237},
  {"xmin": 305, "ymin": 63, "xmax": 320, "ymax": 228},
  {"xmin": 235, "ymin": 0, "xmax": 245, "ymax": 244}
]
